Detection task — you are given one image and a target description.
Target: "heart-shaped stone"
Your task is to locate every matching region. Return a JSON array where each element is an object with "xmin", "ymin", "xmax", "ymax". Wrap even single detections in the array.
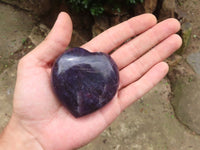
[{"xmin": 51, "ymin": 47, "xmax": 119, "ymax": 117}]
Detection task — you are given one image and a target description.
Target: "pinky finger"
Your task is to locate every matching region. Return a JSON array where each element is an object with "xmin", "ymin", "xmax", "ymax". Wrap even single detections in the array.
[{"xmin": 118, "ymin": 62, "xmax": 169, "ymax": 110}]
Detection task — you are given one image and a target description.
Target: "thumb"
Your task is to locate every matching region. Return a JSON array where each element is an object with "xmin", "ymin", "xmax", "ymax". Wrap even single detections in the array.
[{"xmin": 26, "ymin": 12, "xmax": 73, "ymax": 65}]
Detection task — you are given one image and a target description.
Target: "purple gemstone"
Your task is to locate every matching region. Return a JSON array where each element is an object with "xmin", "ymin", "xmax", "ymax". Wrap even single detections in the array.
[{"xmin": 51, "ymin": 47, "xmax": 119, "ymax": 117}]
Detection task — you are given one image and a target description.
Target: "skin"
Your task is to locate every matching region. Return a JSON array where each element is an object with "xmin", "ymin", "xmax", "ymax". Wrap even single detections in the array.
[{"xmin": 0, "ymin": 12, "xmax": 182, "ymax": 150}]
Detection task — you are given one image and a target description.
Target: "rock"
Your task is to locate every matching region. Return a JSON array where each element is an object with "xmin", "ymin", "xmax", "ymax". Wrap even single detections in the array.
[
  {"xmin": 70, "ymin": 30, "xmax": 87, "ymax": 47},
  {"xmin": 168, "ymin": 59, "xmax": 195, "ymax": 84},
  {"xmin": 92, "ymin": 25, "xmax": 103, "ymax": 38},
  {"xmin": 1, "ymin": 0, "xmax": 51, "ymax": 15},
  {"xmin": 175, "ymin": 6, "xmax": 188, "ymax": 23},
  {"xmin": 80, "ymin": 78, "xmax": 200, "ymax": 149},
  {"xmin": 69, "ymin": 11, "xmax": 93, "ymax": 33},
  {"xmin": 166, "ymin": 54, "xmax": 182, "ymax": 67},
  {"xmin": 171, "ymin": 74, "xmax": 200, "ymax": 134},
  {"xmin": 176, "ymin": 22, "xmax": 192, "ymax": 55},
  {"xmin": 67, "ymin": 11, "xmax": 93, "ymax": 47},
  {"xmin": 0, "ymin": 3, "xmax": 35, "ymax": 73},
  {"xmin": 92, "ymin": 16, "xmax": 109, "ymax": 37},
  {"xmin": 168, "ymin": 59, "xmax": 200, "ymax": 134},
  {"xmin": 159, "ymin": 0, "xmax": 175, "ymax": 21},
  {"xmin": 0, "ymin": 63, "xmax": 17, "ymax": 132},
  {"xmin": 187, "ymin": 50, "xmax": 200, "ymax": 74},
  {"xmin": 132, "ymin": 3, "xmax": 145, "ymax": 16},
  {"xmin": 109, "ymin": 14, "xmax": 130, "ymax": 26},
  {"xmin": 29, "ymin": 24, "xmax": 50, "ymax": 46},
  {"xmin": 106, "ymin": 8, "xmax": 130, "ymax": 26},
  {"xmin": 131, "ymin": 0, "xmax": 158, "ymax": 16},
  {"xmin": 52, "ymin": 48, "xmax": 119, "ymax": 117},
  {"xmin": 144, "ymin": 0, "xmax": 158, "ymax": 13}
]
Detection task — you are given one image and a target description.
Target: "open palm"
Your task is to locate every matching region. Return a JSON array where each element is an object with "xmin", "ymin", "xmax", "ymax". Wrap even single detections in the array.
[{"xmin": 11, "ymin": 12, "xmax": 181, "ymax": 150}]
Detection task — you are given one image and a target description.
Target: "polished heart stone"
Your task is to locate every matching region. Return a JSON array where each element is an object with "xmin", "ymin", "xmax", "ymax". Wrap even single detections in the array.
[{"xmin": 51, "ymin": 47, "xmax": 119, "ymax": 117}]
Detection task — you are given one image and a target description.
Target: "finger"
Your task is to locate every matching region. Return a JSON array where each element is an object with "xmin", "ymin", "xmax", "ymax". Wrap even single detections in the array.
[
  {"xmin": 118, "ymin": 62, "xmax": 169, "ymax": 110},
  {"xmin": 26, "ymin": 12, "xmax": 72, "ymax": 65},
  {"xmin": 119, "ymin": 34, "xmax": 182, "ymax": 89},
  {"xmin": 112, "ymin": 18, "xmax": 181, "ymax": 69},
  {"xmin": 82, "ymin": 13, "xmax": 157, "ymax": 53}
]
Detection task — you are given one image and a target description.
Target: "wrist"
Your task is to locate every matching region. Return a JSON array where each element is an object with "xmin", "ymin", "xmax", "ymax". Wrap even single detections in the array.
[{"xmin": 0, "ymin": 116, "xmax": 43, "ymax": 150}]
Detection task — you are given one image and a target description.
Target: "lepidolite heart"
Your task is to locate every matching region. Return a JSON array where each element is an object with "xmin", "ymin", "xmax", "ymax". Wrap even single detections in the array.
[{"xmin": 51, "ymin": 47, "xmax": 119, "ymax": 117}]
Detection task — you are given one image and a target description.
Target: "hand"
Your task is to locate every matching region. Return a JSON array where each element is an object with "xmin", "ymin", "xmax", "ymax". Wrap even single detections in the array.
[{"xmin": 0, "ymin": 12, "xmax": 182, "ymax": 150}]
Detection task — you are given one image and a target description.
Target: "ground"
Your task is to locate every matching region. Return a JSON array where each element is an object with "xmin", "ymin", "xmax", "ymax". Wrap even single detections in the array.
[{"xmin": 0, "ymin": 0, "xmax": 200, "ymax": 149}]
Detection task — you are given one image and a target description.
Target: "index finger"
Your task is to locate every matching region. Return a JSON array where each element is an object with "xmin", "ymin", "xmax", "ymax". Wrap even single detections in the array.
[{"xmin": 82, "ymin": 13, "xmax": 157, "ymax": 53}]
